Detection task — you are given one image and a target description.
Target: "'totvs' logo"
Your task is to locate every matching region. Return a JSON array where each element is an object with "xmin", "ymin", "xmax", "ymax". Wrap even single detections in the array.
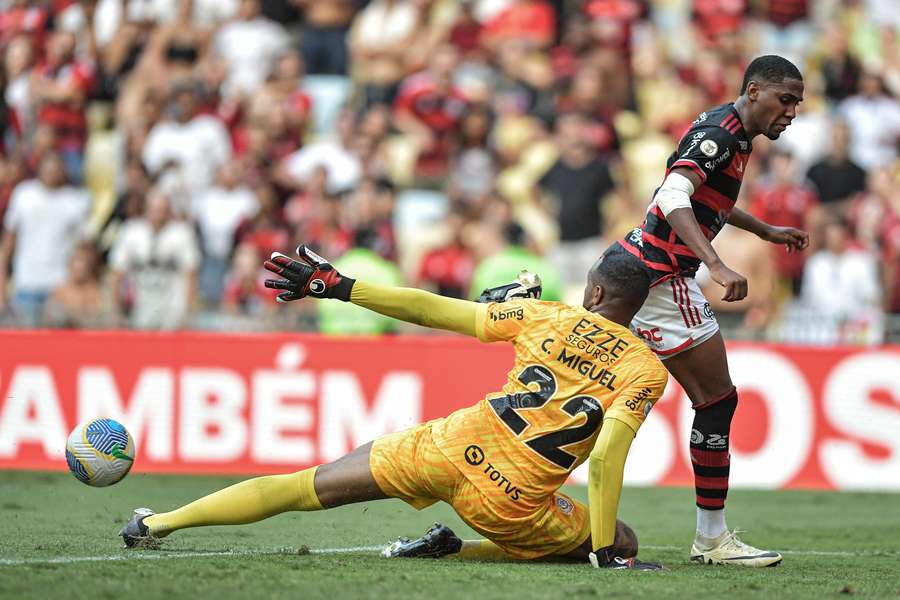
[{"xmin": 464, "ymin": 445, "xmax": 485, "ymax": 466}]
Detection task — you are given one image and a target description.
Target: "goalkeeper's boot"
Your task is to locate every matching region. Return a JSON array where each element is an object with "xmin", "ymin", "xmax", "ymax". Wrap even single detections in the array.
[
  {"xmin": 119, "ymin": 507, "xmax": 160, "ymax": 549},
  {"xmin": 382, "ymin": 523, "xmax": 463, "ymax": 558},
  {"xmin": 690, "ymin": 530, "xmax": 782, "ymax": 567}
]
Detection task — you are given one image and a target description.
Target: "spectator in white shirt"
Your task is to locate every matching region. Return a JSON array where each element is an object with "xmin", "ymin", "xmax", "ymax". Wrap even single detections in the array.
[
  {"xmin": 192, "ymin": 0, "xmax": 240, "ymax": 27},
  {"xmin": 192, "ymin": 159, "xmax": 259, "ymax": 305},
  {"xmin": 275, "ymin": 109, "xmax": 362, "ymax": 195},
  {"xmin": 839, "ymin": 71, "xmax": 900, "ymax": 170},
  {"xmin": 213, "ymin": 0, "xmax": 291, "ymax": 99},
  {"xmin": 801, "ymin": 218, "xmax": 883, "ymax": 343},
  {"xmin": 109, "ymin": 189, "xmax": 200, "ymax": 330},
  {"xmin": 0, "ymin": 152, "xmax": 90, "ymax": 327},
  {"xmin": 349, "ymin": 0, "xmax": 420, "ymax": 107},
  {"xmin": 142, "ymin": 82, "xmax": 232, "ymax": 196},
  {"xmin": 98, "ymin": 0, "xmax": 239, "ymax": 29}
]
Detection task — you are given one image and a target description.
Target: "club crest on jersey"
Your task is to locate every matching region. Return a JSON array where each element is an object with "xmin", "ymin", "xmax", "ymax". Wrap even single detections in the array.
[
  {"xmin": 555, "ymin": 496, "xmax": 574, "ymax": 515},
  {"xmin": 700, "ymin": 140, "xmax": 718, "ymax": 157}
]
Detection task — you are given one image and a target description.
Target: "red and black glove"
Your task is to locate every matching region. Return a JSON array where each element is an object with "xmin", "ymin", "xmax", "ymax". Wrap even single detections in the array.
[
  {"xmin": 589, "ymin": 546, "xmax": 663, "ymax": 571},
  {"xmin": 263, "ymin": 245, "xmax": 355, "ymax": 303}
]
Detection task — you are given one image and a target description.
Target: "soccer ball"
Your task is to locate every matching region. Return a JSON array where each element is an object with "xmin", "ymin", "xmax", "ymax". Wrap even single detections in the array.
[{"xmin": 65, "ymin": 418, "xmax": 135, "ymax": 487}]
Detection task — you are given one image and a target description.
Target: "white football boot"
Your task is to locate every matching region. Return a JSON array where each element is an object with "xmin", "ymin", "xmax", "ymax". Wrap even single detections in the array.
[{"xmin": 691, "ymin": 530, "xmax": 783, "ymax": 567}]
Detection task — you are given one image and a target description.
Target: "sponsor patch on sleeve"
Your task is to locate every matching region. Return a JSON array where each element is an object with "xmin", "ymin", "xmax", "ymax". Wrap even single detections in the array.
[{"xmin": 700, "ymin": 140, "xmax": 719, "ymax": 157}]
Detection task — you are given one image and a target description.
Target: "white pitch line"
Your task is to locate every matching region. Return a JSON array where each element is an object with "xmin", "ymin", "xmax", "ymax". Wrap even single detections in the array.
[
  {"xmin": 0, "ymin": 546, "xmax": 383, "ymax": 567},
  {"xmin": 0, "ymin": 544, "xmax": 894, "ymax": 567},
  {"xmin": 640, "ymin": 545, "xmax": 891, "ymax": 557},
  {"xmin": 0, "ymin": 550, "xmax": 274, "ymax": 566},
  {"xmin": 312, "ymin": 545, "xmax": 383, "ymax": 554}
]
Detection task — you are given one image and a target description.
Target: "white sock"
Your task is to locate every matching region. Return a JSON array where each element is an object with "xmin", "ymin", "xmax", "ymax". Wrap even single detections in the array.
[{"xmin": 696, "ymin": 508, "xmax": 727, "ymax": 539}]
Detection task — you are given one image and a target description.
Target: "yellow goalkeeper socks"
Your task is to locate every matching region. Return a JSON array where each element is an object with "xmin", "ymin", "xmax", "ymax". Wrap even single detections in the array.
[
  {"xmin": 453, "ymin": 539, "xmax": 511, "ymax": 561},
  {"xmin": 143, "ymin": 467, "xmax": 323, "ymax": 537}
]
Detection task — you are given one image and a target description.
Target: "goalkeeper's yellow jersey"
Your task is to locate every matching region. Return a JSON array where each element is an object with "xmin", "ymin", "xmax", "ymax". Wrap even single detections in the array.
[{"xmin": 431, "ymin": 299, "xmax": 668, "ymax": 517}]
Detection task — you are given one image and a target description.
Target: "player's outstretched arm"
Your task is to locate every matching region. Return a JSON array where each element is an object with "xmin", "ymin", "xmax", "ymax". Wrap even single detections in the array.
[
  {"xmin": 586, "ymin": 418, "xmax": 661, "ymax": 570},
  {"xmin": 728, "ymin": 206, "xmax": 809, "ymax": 253},
  {"xmin": 263, "ymin": 245, "xmax": 484, "ymax": 337},
  {"xmin": 350, "ymin": 280, "xmax": 483, "ymax": 337}
]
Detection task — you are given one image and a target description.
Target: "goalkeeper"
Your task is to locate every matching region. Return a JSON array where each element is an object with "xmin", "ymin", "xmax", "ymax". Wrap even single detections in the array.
[{"xmin": 120, "ymin": 244, "xmax": 668, "ymax": 570}]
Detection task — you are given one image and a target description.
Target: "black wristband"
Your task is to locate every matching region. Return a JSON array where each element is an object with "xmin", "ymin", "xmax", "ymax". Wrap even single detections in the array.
[{"xmin": 331, "ymin": 276, "xmax": 356, "ymax": 302}]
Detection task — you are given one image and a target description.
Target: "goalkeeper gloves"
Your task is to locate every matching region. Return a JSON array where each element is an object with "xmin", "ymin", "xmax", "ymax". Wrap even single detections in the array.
[
  {"xmin": 263, "ymin": 245, "xmax": 355, "ymax": 303},
  {"xmin": 589, "ymin": 546, "xmax": 663, "ymax": 571},
  {"xmin": 476, "ymin": 270, "xmax": 542, "ymax": 303}
]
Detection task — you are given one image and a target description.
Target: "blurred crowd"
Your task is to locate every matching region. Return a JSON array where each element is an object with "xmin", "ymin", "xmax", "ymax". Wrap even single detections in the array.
[{"xmin": 0, "ymin": 0, "xmax": 898, "ymax": 343}]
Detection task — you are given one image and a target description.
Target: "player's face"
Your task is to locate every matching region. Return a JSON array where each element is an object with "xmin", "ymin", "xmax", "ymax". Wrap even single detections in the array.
[{"xmin": 751, "ymin": 78, "xmax": 804, "ymax": 140}]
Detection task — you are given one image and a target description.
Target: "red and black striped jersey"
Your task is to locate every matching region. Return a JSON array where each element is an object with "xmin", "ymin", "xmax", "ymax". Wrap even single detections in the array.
[{"xmin": 620, "ymin": 103, "xmax": 752, "ymax": 285}]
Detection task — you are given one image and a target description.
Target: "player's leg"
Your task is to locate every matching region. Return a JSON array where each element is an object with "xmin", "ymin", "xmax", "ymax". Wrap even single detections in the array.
[
  {"xmin": 386, "ymin": 520, "xmax": 638, "ymax": 562},
  {"xmin": 123, "ymin": 442, "xmax": 388, "ymax": 544},
  {"xmin": 387, "ymin": 482, "xmax": 638, "ymax": 564},
  {"xmin": 451, "ymin": 518, "xmax": 637, "ymax": 562},
  {"xmin": 313, "ymin": 442, "xmax": 390, "ymax": 507},
  {"xmin": 661, "ymin": 331, "xmax": 735, "ymax": 538},
  {"xmin": 630, "ymin": 277, "xmax": 738, "ymax": 544},
  {"xmin": 456, "ymin": 539, "xmax": 511, "ymax": 560},
  {"xmin": 383, "ymin": 523, "xmax": 492, "ymax": 559},
  {"xmin": 663, "ymin": 332, "xmax": 782, "ymax": 567},
  {"xmin": 383, "ymin": 476, "xmax": 523, "ymax": 561}
]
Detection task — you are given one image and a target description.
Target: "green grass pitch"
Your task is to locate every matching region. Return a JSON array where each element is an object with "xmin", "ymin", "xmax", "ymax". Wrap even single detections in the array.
[{"xmin": 1, "ymin": 471, "xmax": 899, "ymax": 600}]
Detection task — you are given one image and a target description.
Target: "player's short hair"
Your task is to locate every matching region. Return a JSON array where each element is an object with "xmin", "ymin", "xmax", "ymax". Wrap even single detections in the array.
[
  {"xmin": 740, "ymin": 55, "xmax": 803, "ymax": 94},
  {"xmin": 589, "ymin": 250, "xmax": 651, "ymax": 310}
]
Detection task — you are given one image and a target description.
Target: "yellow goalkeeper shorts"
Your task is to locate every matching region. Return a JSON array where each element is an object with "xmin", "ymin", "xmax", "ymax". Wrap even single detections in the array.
[{"xmin": 369, "ymin": 419, "xmax": 590, "ymax": 560}]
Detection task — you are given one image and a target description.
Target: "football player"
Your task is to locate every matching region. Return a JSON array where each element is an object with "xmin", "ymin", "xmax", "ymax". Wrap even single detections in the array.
[
  {"xmin": 604, "ymin": 55, "xmax": 809, "ymax": 566},
  {"xmin": 121, "ymin": 244, "xmax": 667, "ymax": 570}
]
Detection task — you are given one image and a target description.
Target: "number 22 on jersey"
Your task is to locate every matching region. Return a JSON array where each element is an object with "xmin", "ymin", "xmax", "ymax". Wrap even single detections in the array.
[{"xmin": 488, "ymin": 365, "xmax": 604, "ymax": 470}]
